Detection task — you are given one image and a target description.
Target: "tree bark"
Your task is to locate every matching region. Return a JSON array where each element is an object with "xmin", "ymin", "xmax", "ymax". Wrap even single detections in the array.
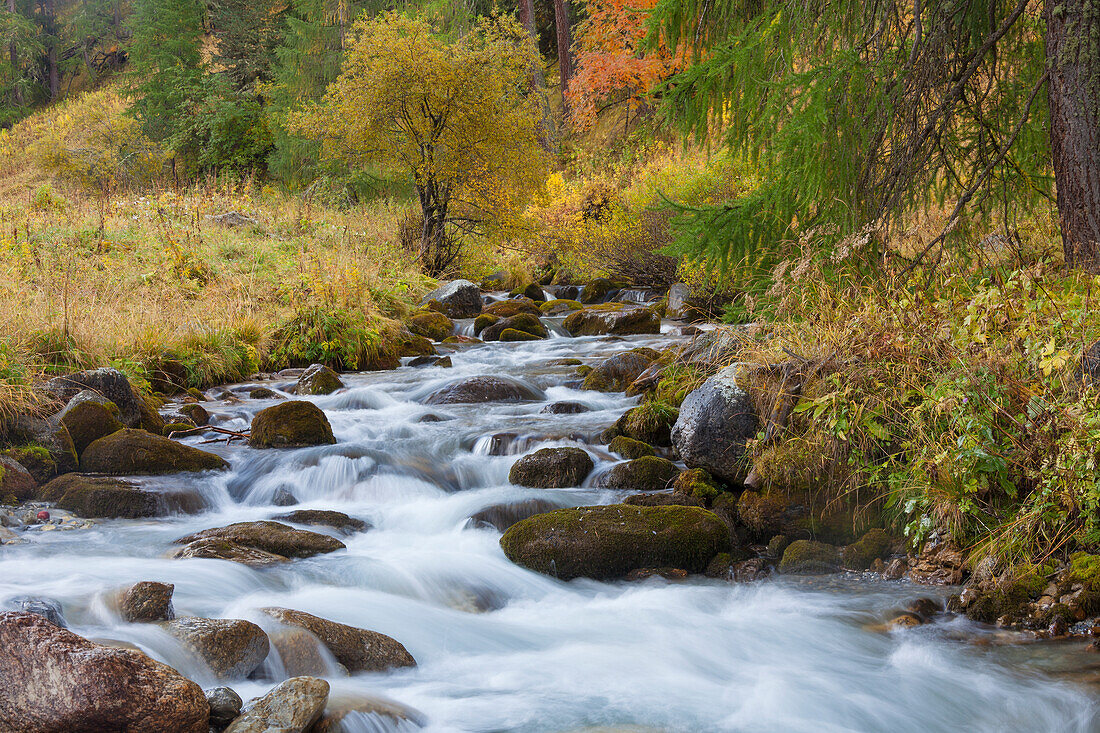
[
  {"xmin": 1045, "ymin": 0, "xmax": 1100, "ymax": 272},
  {"xmin": 519, "ymin": 0, "xmax": 557, "ymax": 150},
  {"xmin": 42, "ymin": 0, "xmax": 58, "ymax": 100},
  {"xmin": 552, "ymin": 0, "xmax": 573, "ymax": 118},
  {"xmin": 8, "ymin": 0, "xmax": 20, "ymax": 104}
]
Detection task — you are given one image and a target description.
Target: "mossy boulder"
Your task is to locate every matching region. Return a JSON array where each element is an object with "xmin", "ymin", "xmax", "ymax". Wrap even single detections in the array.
[
  {"xmin": 406, "ymin": 311, "xmax": 455, "ymax": 342},
  {"xmin": 736, "ymin": 490, "xmax": 791, "ymax": 542},
  {"xmin": 843, "ymin": 528, "xmax": 893, "ymax": 570},
  {"xmin": 6, "ymin": 416, "xmax": 78, "ymax": 478},
  {"xmin": 582, "ymin": 348, "xmax": 660, "ymax": 392},
  {"xmin": 425, "ymin": 376, "xmax": 543, "ymax": 405},
  {"xmin": 483, "ymin": 298, "xmax": 541, "ymax": 318},
  {"xmin": 605, "ymin": 403, "xmax": 679, "ymax": 447},
  {"xmin": 3, "ymin": 445, "xmax": 57, "ymax": 485},
  {"xmin": 37, "ymin": 474, "xmax": 205, "ymax": 518},
  {"xmin": 509, "ymin": 447, "xmax": 594, "ymax": 488},
  {"xmin": 499, "ymin": 328, "xmax": 543, "ymax": 342},
  {"xmin": 421, "ymin": 279, "xmax": 482, "ymax": 318},
  {"xmin": 671, "ymin": 468, "xmax": 721, "ymax": 501},
  {"xmin": 480, "ymin": 313, "xmax": 548, "ymax": 341},
  {"xmin": 608, "ymin": 436, "xmax": 656, "ymax": 459},
  {"xmin": 249, "ymin": 401, "xmax": 336, "ymax": 448},
  {"xmin": 0, "ymin": 456, "xmax": 36, "ymax": 501},
  {"xmin": 393, "ymin": 329, "xmax": 435, "ymax": 358},
  {"xmin": 540, "ymin": 299, "xmax": 583, "ymax": 315},
  {"xmin": 779, "ymin": 540, "xmax": 841, "ymax": 575},
  {"xmin": 580, "ymin": 277, "xmax": 614, "ymax": 304},
  {"xmin": 46, "ymin": 368, "xmax": 151, "ymax": 431},
  {"xmin": 500, "ymin": 504, "xmax": 731, "ymax": 580},
  {"xmin": 176, "ymin": 403, "xmax": 209, "ymax": 426},
  {"xmin": 563, "ymin": 306, "xmax": 660, "ymax": 336},
  {"xmin": 600, "ymin": 456, "xmax": 679, "ymax": 491},
  {"xmin": 81, "ymin": 429, "xmax": 229, "ymax": 475},
  {"xmin": 175, "ymin": 521, "xmax": 346, "ymax": 559},
  {"xmin": 509, "ymin": 282, "xmax": 546, "ymax": 303},
  {"xmin": 58, "ymin": 391, "xmax": 125, "ymax": 456},
  {"xmin": 294, "ymin": 364, "xmax": 344, "ymax": 396}
]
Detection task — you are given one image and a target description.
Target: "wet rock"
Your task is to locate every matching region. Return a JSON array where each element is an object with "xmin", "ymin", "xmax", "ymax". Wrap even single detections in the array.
[
  {"xmin": 38, "ymin": 474, "xmax": 205, "ymax": 518},
  {"xmin": 779, "ymin": 540, "xmax": 841, "ymax": 575},
  {"xmin": 0, "ymin": 611, "xmax": 208, "ymax": 733},
  {"xmin": 5, "ymin": 416, "xmax": 79, "ymax": 478},
  {"xmin": 906, "ymin": 597, "xmax": 943, "ymax": 621},
  {"xmin": 81, "ymin": 429, "xmax": 229, "ymax": 474},
  {"xmin": 624, "ymin": 361, "xmax": 666, "ymax": 397},
  {"xmin": 271, "ymin": 509, "xmax": 369, "ymax": 534},
  {"xmin": 2, "ymin": 596, "xmax": 66, "ymax": 627},
  {"xmin": 736, "ymin": 491, "xmax": 791, "ymax": 542},
  {"xmin": 541, "ymin": 401, "xmax": 590, "ymax": 415},
  {"xmin": 162, "ymin": 616, "xmax": 269, "ymax": 679},
  {"xmin": 600, "ymin": 456, "xmax": 679, "ymax": 491},
  {"xmin": 0, "ymin": 455, "xmax": 36, "ymax": 501},
  {"xmin": 422, "ymin": 279, "xmax": 482, "ymax": 318},
  {"xmin": 176, "ymin": 521, "xmax": 345, "ymax": 559},
  {"xmin": 294, "ymin": 364, "xmax": 345, "ymax": 396},
  {"xmin": 540, "ymin": 298, "xmax": 583, "ymax": 315},
  {"xmin": 731, "ymin": 558, "xmax": 773, "ymax": 583},
  {"xmin": 224, "ymin": 676, "xmax": 329, "ymax": 733},
  {"xmin": 509, "ymin": 447, "xmax": 594, "ymax": 488},
  {"xmin": 272, "ymin": 487, "xmax": 298, "ymax": 506},
  {"xmin": 394, "ymin": 329, "xmax": 435, "ymax": 358},
  {"xmin": 473, "ymin": 313, "xmax": 500, "ymax": 335},
  {"xmin": 249, "ymin": 401, "xmax": 336, "ymax": 448},
  {"xmin": 480, "ymin": 313, "xmax": 548, "ymax": 341},
  {"xmin": 312, "ymin": 691, "xmax": 427, "ymax": 733},
  {"xmin": 582, "ymin": 348, "xmax": 660, "ymax": 392},
  {"xmin": 625, "ymin": 567, "xmax": 689, "ymax": 581},
  {"xmin": 886, "ymin": 613, "xmax": 923, "ymax": 630},
  {"xmin": 843, "ymin": 529, "xmax": 893, "ymax": 570},
  {"xmin": 3, "ymin": 444, "xmax": 61, "ymax": 485},
  {"xmin": 482, "ymin": 297, "xmax": 541, "ymax": 318},
  {"xmin": 606, "ymin": 404, "xmax": 679, "ymax": 447},
  {"xmin": 46, "ymin": 367, "xmax": 158, "ymax": 432},
  {"xmin": 406, "ymin": 311, "xmax": 455, "ymax": 341},
  {"xmin": 608, "ymin": 435, "xmax": 656, "ymax": 459},
  {"xmin": 580, "ymin": 277, "xmax": 614, "ymax": 304},
  {"xmin": 425, "ymin": 376, "xmax": 543, "ymax": 405},
  {"xmin": 510, "ymin": 282, "xmax": 547, "ymax": 302},
  {"xmin": 172, "ymin": 538, "xmax": 289, "ymax": 567},
  {"xmin": 261, "ymin": 607, "xmax": 416, "ymax": 672},
  {"xmin": 671, "ymin": 365, "xmax": 758, "ymax": 484},
  {"xmin": 766, "ymin": 534, "xmax": 790, "ymax": 559},
  {"xmin": 206, "ymin": 686, "xmax": 243, "ymax": 732},
  {"xmin": 623, "ymin": 492, "xmax": 705, "ymax": 508},
  {"xmin": 119, "ymin": 581, "xmax": 175, "ymax": 622},
  {"xmin": 499, "ymin": 504, "xmax": 731, "ymax": 580},
  {"xmin": 270, "ymin": 627, "xmax": 344, "ymax": 677},
  {"xmin": 907, "ymin": 542, "xmax": 967, "ymax": 585},
  {"xmin": 58, "ymin": 390, "xmax": 124, "ymax": 456},
  {"xmin": 247, "ymin": 387, "xmax": 279, "ymax": 400},
  {"xmin": 563, "ymin": 305, "xmax": 661, "ymax": 336},
  {"xmin": 468, "ymin": 499, "xmax": 559, "ymax": 531}
]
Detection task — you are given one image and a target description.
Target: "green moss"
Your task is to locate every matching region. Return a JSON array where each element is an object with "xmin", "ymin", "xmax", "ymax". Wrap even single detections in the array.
[
  {"xmin": 608, "ymin": 436, "xmax": 656, "ymax": 459},
  {"xmin": 1069, "ymin": 552, "xmax": 1100, "ymax": 589},
  {"xmin": 843, "ymin": 528, "xmax": 892, "ymax": 570},
  {"xmin": 483, "ymin": 299, "xmax": 540, "ymax": 318},
  {"xmin": 580, "ymin": 277, "xmax": 614, "ymax": 304},
  {"xmin": 187, "ymin": 388, "xmax": 205, "ymax": 401},
  {"xmin": 606, "ymin": 402, "xmax": 679, "ymax": 447},
  {"xmin": 602, "ymin": 456, "xmax": 679, "ymax": 491},
  {"xmin": 163, "ymin": 422, "xmax": 196, "ymax": 435},
  {"xmin": 671, "ymin": 468, "xmax": 720, "ymax": 500},
  {"xmin": 499, "ymin": 328, "xmax": 542, "ymax": 342},
  {"xmin": 473, "ymin": 313, "xmax": 500, "ymax": 335},
  {"xmin": 540, "ymin": 298, "xmax": 583, "ymax": 314},
  {"xmin": 406, "ymin": 310, "xmax": 455, "ymax": 341},
  {"xmin": 249, "ymin": 401, "xmax": 336, "ymax": 448},
  {"xmin": 81, "ymin": 429, "xmax": 230, "ymax": 474},
  {"xmin": 779, "ymin": 540, "xmax": 841, "ymax": 574},
  {"xmin": 4, "ymin": 445, "xmax": 57, "ymax": 485}
]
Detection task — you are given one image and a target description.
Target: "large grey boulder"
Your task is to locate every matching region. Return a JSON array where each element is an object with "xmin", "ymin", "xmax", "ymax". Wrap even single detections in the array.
[
  {"xmin": 46, "ymin": 368, "xmax": 153, "ymax": 431},
  {"xmin": 671, "ymin": 364, "xmax": 758, "ymax": 484},
  {"xmin": 422, "ymin": 279, "xmax": 482, "ymax": 318}
]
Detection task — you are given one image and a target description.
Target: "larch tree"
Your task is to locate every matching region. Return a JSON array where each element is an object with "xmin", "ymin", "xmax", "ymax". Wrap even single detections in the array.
[
  {"xmin": 648, "ymin": 0, "xmax": 1100, "ymax": 274},
  {"xmin": 298, "ymin": 12, "xmax": 549, "ymax": 275}
]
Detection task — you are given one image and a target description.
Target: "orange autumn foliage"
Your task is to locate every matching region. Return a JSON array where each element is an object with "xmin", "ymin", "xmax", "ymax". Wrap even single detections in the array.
[{"xmin": 568, "ymin": 0, "xmax": 682, "ymax": 130}]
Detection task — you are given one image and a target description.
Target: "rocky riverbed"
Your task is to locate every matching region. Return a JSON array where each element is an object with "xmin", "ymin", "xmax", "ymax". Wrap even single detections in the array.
[{"xmin": 1, "ymin": 280, "xmax": 1099, "ymax": 732}]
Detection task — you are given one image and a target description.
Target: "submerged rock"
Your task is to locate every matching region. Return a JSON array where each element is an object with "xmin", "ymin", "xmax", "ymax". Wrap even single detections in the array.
[
  {"xmin": 224, "ymin": 676, "xmax": 329, "ymax": 733},
  {"xmin": 294, "ymin": 364, "xmax": 345, "ymax": 396},
  {"xmin": 499, "ymin": 504, "xmax": 730, "ymax": 580},
  {"xmin": 582, "ymin": 348, "xmax": 660, "ymax": 392},
  {"xmin": 271, "ymin": 509, "xmax": 370, "ymax": 534},
  {"xmin": 0, "ymin": 611, "xmax": 208, "ymax": 733},
  {"xmin": 249, "ymin": 401, "xmax": 336, "ymax": 448},
  {"xmin": 425, "ymin": 376, "xmax": 543, "ymax": 405},
  {"xmin": 176, "ymin": 521, "xmax": 346, "ymax": 559},
  {"xmin": 270, "ymin": 627, "xmax": 344, "ymax": 678},
  {"xmin": 422, "ymin": 279, "xmax": 482, "ymax": 318},
  {"xmin": 37, "ymin": 474, "xmax": 205, "ymax": 518},
  {"xmin": 261, "ymin": 607, "xmax": 416, "ymax": 673},
  {"xmin": 80, "ymin": 429, "xmax": 229, "ymax": 474},
  {"xmin": 161, "ymin": 616, "xmax": 269, "ymax": 679},
  {"xmin": 509, "ymin": 447, "xmax": 594, "ymax": 488},
  {"xmin": 119, "ymin": 581, "xmax": 175, "ymax": 623},
  {"xmin": 312, "ymin": 691, "xmax": 427, "ymax": 733},
  {"xmin": 671, "ymin": 365, "xmax": 758, "ymax": 484},
  {"xmin": 468, "ymin": 499, "xmax": 560, "ymax": 531}
]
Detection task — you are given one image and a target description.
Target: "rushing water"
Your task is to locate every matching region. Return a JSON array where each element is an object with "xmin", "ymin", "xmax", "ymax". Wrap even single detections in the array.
[{"xmin": 2, "ymin": 317, "xmax": 1099, "ymax": 732}]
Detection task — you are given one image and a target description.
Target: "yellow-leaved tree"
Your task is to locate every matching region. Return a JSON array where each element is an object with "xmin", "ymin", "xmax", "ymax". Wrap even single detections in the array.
[{"xmin": 297, "ymin": 12, "xmax": 549, "ymax": 275}]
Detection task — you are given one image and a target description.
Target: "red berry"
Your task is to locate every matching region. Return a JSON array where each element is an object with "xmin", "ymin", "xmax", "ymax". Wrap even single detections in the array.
[{"xmin": 36, "ymin": 510, "xmax": 50, "ymax": 522}]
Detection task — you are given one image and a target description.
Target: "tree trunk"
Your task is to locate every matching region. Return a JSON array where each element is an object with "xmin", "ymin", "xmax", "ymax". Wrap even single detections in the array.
[
  {"xmin": 43, "ymin": 0, "xmax": 58, "ymax": 100},
  {"xmin": 552, "ymin": 0, "xmax": 573, "ymax": 118},
  {"xmin": 1045, "ymin": 0, "xmax": 1100, "ymax": 272},
  {"xmin": 8, "ymin": 0, "xmax": 20, "ymax": 105},
  {"xmin": 519, "ymin": 0, "xmax": 557, "ymax": 151}
]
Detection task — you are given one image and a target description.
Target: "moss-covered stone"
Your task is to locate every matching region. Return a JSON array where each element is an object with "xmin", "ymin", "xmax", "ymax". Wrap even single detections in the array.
[
  {"xmin": 473, "ymin": 313, "xmax": 500, "ymax": 335},
  {"xmin": 294, "ymin": 364, "xmax": 344, "ymax": 395},
  {"xmin": 671, "ymin": 468, "xmax": 720, "ymax": 500},
  {"xmin": 81, "ymin": 429, "xmax": 229, "ymax": 474},
  {"xmin": 601, "ymin": 456, "xmax": 679, "ymax": 491},
  {"xmin": 540, "ymin": 299, "xmax": 583, "ymax": 315},
  {"xmin": 499, "ymin": 328, "xmax": 543, "ymax": 342},
  {"xmin": 177, "ymin": 403, "xmax": 209, "ymax": 425},
  {"xmin": 736, "ymin": 491, "xmax": 790, "ymax": 542},
  {"xmin": 582, "ymin": 348, "xmax": 660, "ymax": 392},
  {"xmin": 843, "ymin": 528, "xmax": 893, "ymax": 570},
  {"xmin": 964, "ymin": 568, "xmax": 1049, "ymax": 624},
  {"xmin": 778, "ymin": 540, "xmax": 841, "ymax": 574},
  {"xmin": 175, "ymin": 520, "xmax": 346, "ymax": 559},
  {"xmin": 58, "ymin": 391, "xmax": 124, "ymax": 456},
  {"xmin": 393, "ymin": 329, "xmax": 435, "ymax": 358},
  {"xmin": 3, "ymin": 445, "xmax": 57, "ymax": 485},
  {"xmin": 499, "ymin": 504, "xmax": 731, "ymax": 579},
  {"xmin": 0, "ymin": 456, "xmax": 35, "ymax": 500},
  {"xmin": 605, "ymin": 403, "xmax": 679, "ymax": 447},
  {"xmin": 580, "ymin": 277, "xmax": 614, "ymax": 304},
  {"xmin": 442, "ymin": 335, "xmax": 482, "ymax": 345},
  {"xmin": 509, "ymin": 282, "xmax": 546, "ymax": 302},
  {"xmin": 162, "ymin": 422, "xmax": 195, "ymax": 436},
  {"xmin": 271, "ymin": 509, "xmax": 369, "ymax": 534},
  {"xmin": 249, "ymin": 401, "xmax": 335, "ymax": 448},
  {"xmin": 406, "ymin": 311, "xmax": 455, "ymax": 341},
  {"xmin": 483, "ymin": 298, "xmax": 541, "ymax": 318},
  {"xmin": 480, "ymin": 313, "xmax": 548, "ymax": 341},
  {"xmin": 509, "ymin": 447, "xmax": 594, "ymax": 488},
  {"xmin": 37, "ymin": 474, "xmax": 203, "ymax": 518},
  {"xmin": 608, "ymin": 436, "xmax": 656, "ymax": 459},
  {"xmin": 563, "ymin": 306, "xmax": 661, "ymax": 336}
]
